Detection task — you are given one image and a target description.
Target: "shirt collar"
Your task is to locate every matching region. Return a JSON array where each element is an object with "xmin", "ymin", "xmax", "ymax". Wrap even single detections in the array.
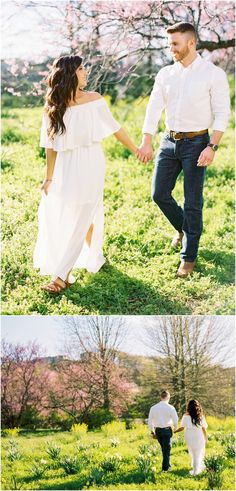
[{"xmin": 177, "ymin": 53, "xmax": 202, "ymax": 71}]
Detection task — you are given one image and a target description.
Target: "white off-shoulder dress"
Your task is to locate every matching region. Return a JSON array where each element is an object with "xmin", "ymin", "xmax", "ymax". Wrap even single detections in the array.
[
  {"xmin": 33, "ymin": 98, "xmax": 121, "ymax": 281},
  {"xmin": 181, "ymin": 414, "xmax": 208, "ymax": 475}
]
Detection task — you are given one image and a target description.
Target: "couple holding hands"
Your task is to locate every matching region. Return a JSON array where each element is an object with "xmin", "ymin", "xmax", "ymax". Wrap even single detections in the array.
[
  {"xmin": 34, "ymin": 21, "xmax": 230, "ymax": 293},
  {"xmin": 148, "ymin": 390, "xmax": 208, "ymax": 476}
]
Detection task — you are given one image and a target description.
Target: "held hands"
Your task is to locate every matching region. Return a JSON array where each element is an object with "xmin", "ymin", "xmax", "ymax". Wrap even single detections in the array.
[
  {"xmin": 41, "ymin": 179, "xmax": 52, "ymax": 195},
  {"xmin": 135, "ymin": 143, "xmax": 154, "ymax": 164},
  {"xmin": 197, "ymin": 146, "xmax": 215, "ymax": 167},
  {"xmin": 136, "ymin": 143, "xmax": 216, "ymax": 166}
]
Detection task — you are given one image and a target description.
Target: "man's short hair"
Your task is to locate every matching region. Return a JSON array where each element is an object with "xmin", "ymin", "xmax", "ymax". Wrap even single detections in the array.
[
  {"xmin": 161, "ymin": 390, "xmax": 170, "ymax": 399},
  {"xmin": 166, "ymin": 22, "xmax": 197, "ymax": 40}
]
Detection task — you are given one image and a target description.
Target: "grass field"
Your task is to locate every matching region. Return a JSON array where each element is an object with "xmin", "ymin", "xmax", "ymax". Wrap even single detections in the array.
[
  {"xmin": 1, "ymin": 100, "xmax": 235, "ymax": 314},
  {"xmin": 1, "ymin": 418, "xmax": 235, "ymax": 490}
]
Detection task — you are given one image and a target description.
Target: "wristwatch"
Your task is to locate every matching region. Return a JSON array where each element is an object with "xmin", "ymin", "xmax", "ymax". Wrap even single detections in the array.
[{"xmin": 207, "ymin": 143, "xmax": 218, "ymax": 151}]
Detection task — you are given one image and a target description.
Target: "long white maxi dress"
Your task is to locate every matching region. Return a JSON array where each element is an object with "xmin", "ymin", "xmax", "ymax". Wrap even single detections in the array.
[
  {"xmin": 181, "ymin": 414, "xmax": 208, "ymax": 475},
  {"xmin": 33, "ymin": 98, "xmax": 121, "ymax": 281}
]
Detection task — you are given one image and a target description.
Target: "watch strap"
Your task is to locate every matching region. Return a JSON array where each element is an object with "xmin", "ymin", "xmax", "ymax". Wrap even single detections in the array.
[{"xmin": 207, "ymin": 143, "xmax": 218, "ymax": 151}]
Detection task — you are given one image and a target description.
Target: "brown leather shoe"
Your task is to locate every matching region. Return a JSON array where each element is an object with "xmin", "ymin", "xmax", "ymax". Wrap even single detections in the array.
[
  {"xmin": 171, "ymin": 232, "xmax": 184, "ymax": 248},
  {"xmin": 176, "ymin": 260, "xmax": 196, "ymax": 278}
]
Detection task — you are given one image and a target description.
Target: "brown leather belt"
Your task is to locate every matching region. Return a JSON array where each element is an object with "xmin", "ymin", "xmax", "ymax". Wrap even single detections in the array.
[{"xmin": 169, "ymin": 129, "xmax": 208, "ymax": 140}]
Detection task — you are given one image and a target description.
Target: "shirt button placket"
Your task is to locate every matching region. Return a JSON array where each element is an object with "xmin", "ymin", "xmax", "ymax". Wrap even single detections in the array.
[{"xmin": 174, "ymin": 69, "xmax": 187, "ymax": 131}]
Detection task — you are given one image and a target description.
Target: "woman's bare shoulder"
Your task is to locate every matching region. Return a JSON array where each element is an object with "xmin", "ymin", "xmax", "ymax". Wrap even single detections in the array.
[
  {"xmin": 85, "ymin": 91, "xmax": 103, "ymax": 101},
  {"xmin": 67, "ymin": 91, "xmax": 103, "ymax": 107}
]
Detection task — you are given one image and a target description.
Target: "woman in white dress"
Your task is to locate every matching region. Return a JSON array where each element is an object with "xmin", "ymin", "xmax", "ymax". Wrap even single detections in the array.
[
  {"xmin": 174, "ymin": 399, "xmax": 208, "ymax": 476},
  {"xmin": 33, "ymin": 55, "xmax": 141, "ymax": 293}
]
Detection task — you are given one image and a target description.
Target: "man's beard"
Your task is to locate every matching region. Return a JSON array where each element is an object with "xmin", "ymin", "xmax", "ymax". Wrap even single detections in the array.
[{"xmin": 173, "ymin": 46, "xmax": 190, "ymax": 61}]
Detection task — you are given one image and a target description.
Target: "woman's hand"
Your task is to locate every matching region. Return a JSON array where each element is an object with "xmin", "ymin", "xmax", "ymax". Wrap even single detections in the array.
[
  {"xmin": 137, "ymin": 142, "xmax": 154, "ymax": 163},
  {"xmin": 135, "ymin": 148, "xmax": 146, "ymax": 161},
  {"xmin": 41, "ymin": 179, "xmax": 52, "ymax": 195},
  {"xmin": 174, "ymin": 426, "xmax": 184, "ymax": 434},
  {"xmin": 114, "ymin": 128, "xmax": 145, "ymax": 158}
]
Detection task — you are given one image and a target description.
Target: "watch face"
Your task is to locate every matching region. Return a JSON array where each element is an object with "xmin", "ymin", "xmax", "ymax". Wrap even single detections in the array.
[{"xmin": 208, "ymin": 143, "xmax": 218, "ymax": 151}]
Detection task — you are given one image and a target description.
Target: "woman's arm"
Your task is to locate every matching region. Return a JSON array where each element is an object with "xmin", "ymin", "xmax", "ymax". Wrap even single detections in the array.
[
  {"xmin": 114, "ymin": 127, "xmax": 142, "ymax": 158},
  {"xmin": 202, "ymin": 427, "xmax": 208, "ymax": 442},
  {"xmin": 174, "ymin": 426, "xmax": 184, "ymax": 433},
  {"xmin": 41, "ymin": 148, "xmax": 57, "ymax": 195}
]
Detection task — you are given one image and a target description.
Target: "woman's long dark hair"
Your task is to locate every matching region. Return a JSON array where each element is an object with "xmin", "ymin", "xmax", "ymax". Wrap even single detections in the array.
[
  {"xmin": 45, "ymin": 55, "xmax": 83, "ymax": 139},
  {"xmin": 187, "ymin": 399, "xmax": 203, "ymax": 426}
]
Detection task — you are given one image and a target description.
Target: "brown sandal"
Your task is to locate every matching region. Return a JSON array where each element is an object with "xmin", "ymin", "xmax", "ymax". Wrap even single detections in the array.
[{"xmin": 42, "ymin": 279, "xmax": 71, "ymax": 294}]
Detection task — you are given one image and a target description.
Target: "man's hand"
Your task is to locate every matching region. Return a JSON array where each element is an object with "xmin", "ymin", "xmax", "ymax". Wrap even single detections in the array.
[
  {"xmin": 138, "ymin": 143, "xmax": 154, "ymax": 164},
  {"xmin": 197, "ymin": 146, "xmax": 215, "ymax": 167},
  {"xmin": 135, "ymin": 148, "xmax": 149, "ymax": 162}
]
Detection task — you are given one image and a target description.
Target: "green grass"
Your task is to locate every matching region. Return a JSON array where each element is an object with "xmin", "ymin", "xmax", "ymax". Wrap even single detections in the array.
[
  {"xmin": 1, "ymin": 101, "xmax": 235, "ymax": 314},
  {"xmin": 1, "ymin": 418, "xmax": 235, "ymax": 490}
]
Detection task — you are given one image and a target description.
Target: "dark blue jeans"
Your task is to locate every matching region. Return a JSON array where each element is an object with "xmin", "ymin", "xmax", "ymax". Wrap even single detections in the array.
[
  {"xmin": 152, "ymin": 133, "xmax": 209, "ymax": 261},
  {"xmin": 155, "ymin": 427, "xmax": 173, "ymax": 471}
]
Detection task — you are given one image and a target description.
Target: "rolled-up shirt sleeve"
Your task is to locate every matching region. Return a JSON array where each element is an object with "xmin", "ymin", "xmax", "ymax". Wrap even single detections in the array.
[
  {"xmin": 210, "ymin": 67, "xmax": 230, "ymax": 131},
  {"xmin": 171, "ymin": 407, "xmax": 178, "ymax": 428},
  {"xmin": 148, "ymin": 407, "xmax": 155, "ymax": 432},
  {"xmin": 142, "ymin": 70, "xmax": 166, "ymax": 135}
]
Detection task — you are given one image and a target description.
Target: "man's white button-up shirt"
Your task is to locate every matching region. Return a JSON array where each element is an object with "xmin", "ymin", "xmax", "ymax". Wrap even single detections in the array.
[
  {"xmin": 148, "ymin": 401, "xmax": 178, "ymax": 432},
  {"xmin": 142, "ymin": 54, "xmax": 230, "ymax": 134}
]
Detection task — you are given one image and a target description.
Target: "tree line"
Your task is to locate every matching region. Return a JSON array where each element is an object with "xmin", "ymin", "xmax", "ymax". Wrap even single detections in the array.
[
  {"xmin": 1, "ymin": 316, "xmax": 234, "ymax": 429},
  {"xmin": 2, "ymin": 0, "xmax": 235, "ymax": 106}
]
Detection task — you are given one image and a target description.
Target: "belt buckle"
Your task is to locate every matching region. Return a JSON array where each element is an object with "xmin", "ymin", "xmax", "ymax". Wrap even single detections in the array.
[{"xmin": 171, "ymin": 131, "xmax": 181, "ymax": 140}]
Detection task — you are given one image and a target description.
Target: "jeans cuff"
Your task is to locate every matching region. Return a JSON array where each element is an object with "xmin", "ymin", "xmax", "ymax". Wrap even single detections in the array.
[{"xmin": 180, "ymin": 256, "xmax": 196, "ymax": 262}]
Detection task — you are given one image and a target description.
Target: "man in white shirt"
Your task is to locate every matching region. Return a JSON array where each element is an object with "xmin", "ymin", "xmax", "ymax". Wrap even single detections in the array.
[
  {"xmin": 139, "ymin": 22, "xmax": 230, "ymax": 277},
  {"xmin": 148, "ymin": 390, "xmax": 178, "ymax": 472}
]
